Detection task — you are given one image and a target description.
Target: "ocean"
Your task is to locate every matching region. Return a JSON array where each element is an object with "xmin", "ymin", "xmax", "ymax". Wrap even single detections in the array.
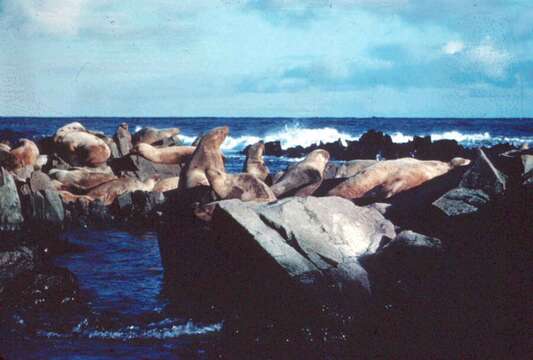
[{"xmin": 1, "ymin": 117, "xmax": 532, "ymax": 358}]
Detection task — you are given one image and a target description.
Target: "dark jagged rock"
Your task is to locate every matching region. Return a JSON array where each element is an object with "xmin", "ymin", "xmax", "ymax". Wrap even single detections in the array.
[
  {"xmin": 0, "ymin": 167, "xmax": 24, "ymax": 232},
  {"xmin": 0, "ymin": 246, "xmax": 37, "ymax": 287},
  {"xmin": 263, "ymin": 141, "xmax": 283, "ymax": 157},
  {"xmin": 267, "ymin": 130, "xmax": 475, "ymax": 161},
  {"xmin": 433, "ymin": 188, "xmax": 491, "ymax": 216},
  {"xmin": 459, "ymin": 148, "xmax": 506, "ymax": 196}
]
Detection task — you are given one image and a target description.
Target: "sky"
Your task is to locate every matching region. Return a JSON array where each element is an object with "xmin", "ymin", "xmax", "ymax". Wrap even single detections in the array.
[{"xmin": 0, "ymin": 0, "xmax": 532, "ymax": 117}]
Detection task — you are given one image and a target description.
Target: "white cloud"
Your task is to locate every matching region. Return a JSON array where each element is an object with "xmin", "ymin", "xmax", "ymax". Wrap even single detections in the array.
[
  {"xmin": 466, "ymin": 37, "xmax": 511, "ymax": 79},
  {"xmin": 16, "ymin": 0, "xmax": 87, "ymax": 35},
  {"xmin": 442, "ymin": 40, "xmax": 464, "ymax": 55}
]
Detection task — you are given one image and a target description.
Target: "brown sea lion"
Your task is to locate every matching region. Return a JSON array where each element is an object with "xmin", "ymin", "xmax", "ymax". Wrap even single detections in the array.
[
  {"xmin": 335, "ymin": 159, "xmax": 378, "ymax": 178},
  {"xmin": 10, "ymin": 139, "xmax": 39, "ymax": 169},
  {"xmin": 58, "ymin": 190, "xmax": 93, "ymax": 205},
  {"xmin": 180, "ymin": 126, "xmax": 228, "ymax": 189},
  {"xmin": 130, "ymin": 143, "xmax": 195, "ymax": 164},
  {"xmin": 244, "ymin": 141, "xmax": 270, "ymax": 183},
  {"xmin": 327, "ymin": 157, "xmax": 471, "ymax": 201},
  {"xmin": 271, "ymin": 149, "xmax": 330, "ymax": 198},
  {"xmin": 54, "ymin": 122, "xmax": 111, "ymax": 167},
  {"xmin": 206, "ymin": 168, "xmax": 276, "ymax": 202},
  {"xmin": 49, "ymin": 168, "xmax": 117, "ymax": 192},
  {"xmin": 86, "ymin": 177, "xmax": 157, "ymax": 205},
  {"xmin": 132, "ymin": 127, "xmax": 180, "ymax": 145},
  {"xmin": 153, "ymin": 176, "xmax": 180, "ymax": 193}
]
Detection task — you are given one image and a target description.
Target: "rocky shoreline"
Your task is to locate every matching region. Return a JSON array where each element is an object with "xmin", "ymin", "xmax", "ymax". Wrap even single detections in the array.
[{"xmin": 1, "ymin": 122, "xmax": 531, "ymax": 357}]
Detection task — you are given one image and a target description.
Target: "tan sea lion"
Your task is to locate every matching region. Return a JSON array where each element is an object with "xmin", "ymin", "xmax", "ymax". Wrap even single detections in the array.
[
  {"xmin": 132, "ymin": 127, "xmax": 180, "ymax": 145},
  {"xmin": 130, "ymin": 143, "xmax": 195, "ymax": 164},
  {"xmin": 180, "ymin": 126, "xmax": 228, "ymax": 189},
  {"xmin": 153, "ymin": 176, "xmax": 180, "ymax": 193},
  {"xmin": 49, "ymin": 168, "xmax": 117, "ymax": 192},
  {"xmin": 244, "ymin": 141, "xmax": 270, "ymax": 183},
  {"xmin": 86, "ymin": 177, "xmax": 157, "ymax": 205},
  {"xmin": 271, "ymin": 149, "xmax": 330, "ymax": 198},
  {"xmin": 206, "ymin": 168, "xmax": 276, "ymax": 202},
  {"xmin": 328, "ymin": 157, "xmax": 471, "ymax": 201},
  {"xmin": 10, "ymin": 139, "xmax": 39, "ymax": 168},
  {"xmin": 58, "ymin": 190, "xmax": 93, "ymax": 205},
  {"xmin": 54, "ymin": 122, "xmax": 111, "ymax": 167},
  {"xmin": 0, "ymin": 143, "xmax": 11, "ymax": 152},
  {"xmin": 335, "ymin": 159, "xmax": 378, "ymax": 178},
  {"xmin": 116, "ymin": 123, "xmax": 131, "ymax": 140}
]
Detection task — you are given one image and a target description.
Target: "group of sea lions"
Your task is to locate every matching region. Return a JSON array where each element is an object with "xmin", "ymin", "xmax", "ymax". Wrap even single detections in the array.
[{"xmin": 0, "ymin": 121, "xmax": 472, "ymax": 211}]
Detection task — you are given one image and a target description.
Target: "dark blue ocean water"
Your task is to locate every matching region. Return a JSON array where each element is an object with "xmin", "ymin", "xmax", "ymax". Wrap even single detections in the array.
[{"xmin": 1, "ymin": 117, "xmax": 532, "ymax": 358}]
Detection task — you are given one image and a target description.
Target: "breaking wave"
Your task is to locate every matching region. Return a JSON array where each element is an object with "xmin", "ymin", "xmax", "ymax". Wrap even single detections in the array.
[
  {"xmin": 180, "ymin": 125, "xmax": 532, "ymax": 152},
  {"xmin": 38, "ymin": 319, "xmax": 222, "ymax": 340}
]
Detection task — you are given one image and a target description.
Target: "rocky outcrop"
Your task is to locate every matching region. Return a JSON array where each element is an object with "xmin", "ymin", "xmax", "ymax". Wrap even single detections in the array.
[
  {"xmin": 0, "ymin": 167, "xmax": 24, "ymax": 232},
  {"xmin": 210, "ymin": 197, "xmax": 396, "ymax": 306},
  {"xmin": 433, "ymin": 149, "xmax": 506, "ymax": 218},
  {"xmin": 264, "ymin": 130, "xmax": 473, "ymax": 161}
]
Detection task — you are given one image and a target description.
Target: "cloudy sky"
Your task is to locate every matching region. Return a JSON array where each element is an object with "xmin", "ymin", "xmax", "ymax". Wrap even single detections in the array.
[{"xmin": 1, "ymin": 0, "xmax": 531, "ymax": 117}]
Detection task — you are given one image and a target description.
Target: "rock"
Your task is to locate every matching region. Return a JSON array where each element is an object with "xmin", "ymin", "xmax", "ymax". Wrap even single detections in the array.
[
  {"xmin": 22, "ymin": 189, "xmax": 65, "ymax": 226},
  {"xmin": 211, "ymin": 197, "xmax": 396, "ymax": 304},
  {"xmin": 0, "ymin": 167, "xmax": 24, "ymax": 231},
  {"xmin": 432, "ymin": 149, "xmax": 506, "ymax": 220},
  {"xmin": 0, "ymin": 246, "xmax": 36, "ymax": 286},
  {"xmin": 459, "ymin": 148, "xmax": 506, "ymax": 196},
  {"xmin": 264, "ymin": 141, "xmax": 283, "ymax": 157}
]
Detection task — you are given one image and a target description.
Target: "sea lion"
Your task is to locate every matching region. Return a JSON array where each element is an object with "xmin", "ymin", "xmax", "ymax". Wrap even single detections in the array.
[
  {"xmin": 132, "ymin": 127, "xmax": 180, "ymax": 145},
  {"xmin": 244, "ymin": 141, "xmax": 270, "ymax": 183},
  {"xmin": 153, "ymin": 176, "xmax": 180, "ymax": 193},
  {"xmin": 0, "ymin": 143, "xmax": 11, "ymax": 152},
  {"xmin": 58, "ymin": 190, "xmax": 93, "ymax": 205},
  {"xmin": 49, "ymin": 168, "xmax": 117, "ymax": 193},
  {"xmin": 206, "ymin": 168, "xmax": 276, "ymax": 202},
  {"xmin": 271, "ymin": 149, "xmax": 330, "ymax": 198},
  {"xmin": 114, "ymin": 122, "xmax": 132, "ymax": 156},
  {"xmin": 54, "ymin": 122, "xmax": 111, "ymax": 167},
  {"xmin": 130, "ymin": 143, "xmax": 195, "ymax": 165},
  {"xmin": 335, "ymin": 159, "xmax": 378, "ymax": 178},
  {"xmin": 86, "ymin": 177, "xmax": 157, "ymax": 205},
  {"xmin": 180, "ymin": 126, "xmax": 228, "ymax": 189},
  {"xmin": 10, "ymin": 139, "xmax": 40, "ymax": 168},
  {"xmin": 327, "ymin": 157, "xmax": 471, "ymax": 201}
]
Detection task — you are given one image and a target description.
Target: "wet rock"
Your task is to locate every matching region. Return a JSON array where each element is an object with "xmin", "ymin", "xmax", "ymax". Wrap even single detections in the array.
[
  {"xmin": 264, "ymin": 141, "xmax": 283, "ymax": 157},
  {"xmin": 522, "ymin": 154, "xmax": 532, "ymax": 177},
  {"xmin": 0, "ymin": 167, "xmax": 24, "ymax": 232},
  {"xmin": 0, "ymin": 246, "xmax": 37, "ymax": 287},
  {"xmin": 211, "ymin": 197, "xmax": 396, "ymax": 305}
]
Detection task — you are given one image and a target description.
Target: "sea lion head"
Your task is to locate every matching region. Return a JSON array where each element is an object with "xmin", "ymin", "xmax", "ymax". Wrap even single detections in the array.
[
  {"xmin": 247, "ymin": 141, "xmax": 265, "ymax": 160},
  {"xmin": 120, "ymin": 122, "xmax": 129, "ymax": 130},
  {"xmin": 200, "ymin": 126, "xmax": 229, "ymax": 149},
  {"xmin": 307, "ymin": 149, "xmax": 330, "ymax": 165},
  {"xmin": 450, "ymin": 157, "xmax": 471, "ymax": 168}
]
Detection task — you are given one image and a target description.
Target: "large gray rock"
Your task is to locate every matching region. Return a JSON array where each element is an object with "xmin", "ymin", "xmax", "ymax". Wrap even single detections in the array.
[
  {"xmin": 433, "ymin": 188, "xmax": 491, "ymax": 216},
  {"xmin": 212, "ymin": 196, "xmax": 396, "ymax": 301},
  {"xmin": 0, "ymin": 167, "xmax": 24, "ymax": 231},
  {"xmin": 126, "ymin": 155, "xmax": 181, "ymax": 181}
]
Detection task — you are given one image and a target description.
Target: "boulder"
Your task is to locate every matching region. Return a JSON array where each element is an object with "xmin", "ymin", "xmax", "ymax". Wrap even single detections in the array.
[
  {"xmin": 211, "ymin": 197, "xmax": 396, "ymax": 304},
  {"xmin": 522, "ymin": 154, "xmax": 533, "ymax": 178},
  {"xmin": 0, "ymin": 246, "xmax": 36, "ymax": 287},
  {"xmin": 0, "ymin": 167, "xmax": 24, "ymax": 231},
  {"xmin": 433, "ymin": 149, "xmax": 506, "ymax": 219},
  {"xmin": 264, "ymin": 141, "xmax": 283, "ymax": 157},
  {"xmin": 459, "ymin": 148, "xmax": 506, "ymax": 196}
]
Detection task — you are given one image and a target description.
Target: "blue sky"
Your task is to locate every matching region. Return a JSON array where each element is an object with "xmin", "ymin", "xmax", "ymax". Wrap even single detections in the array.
[{"xmin": 0, "ymin": 0, "xmax": 532, "ymax": 117}]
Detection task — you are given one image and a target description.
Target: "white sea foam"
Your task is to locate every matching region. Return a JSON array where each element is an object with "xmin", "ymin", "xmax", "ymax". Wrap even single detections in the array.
[
  {"xmin": 180, "ymin": 126, "xmax": 531, "ymax": 152},
  {"xmin": 38, "ymin": 319, "xmax": 222, "ymax": 340}
]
